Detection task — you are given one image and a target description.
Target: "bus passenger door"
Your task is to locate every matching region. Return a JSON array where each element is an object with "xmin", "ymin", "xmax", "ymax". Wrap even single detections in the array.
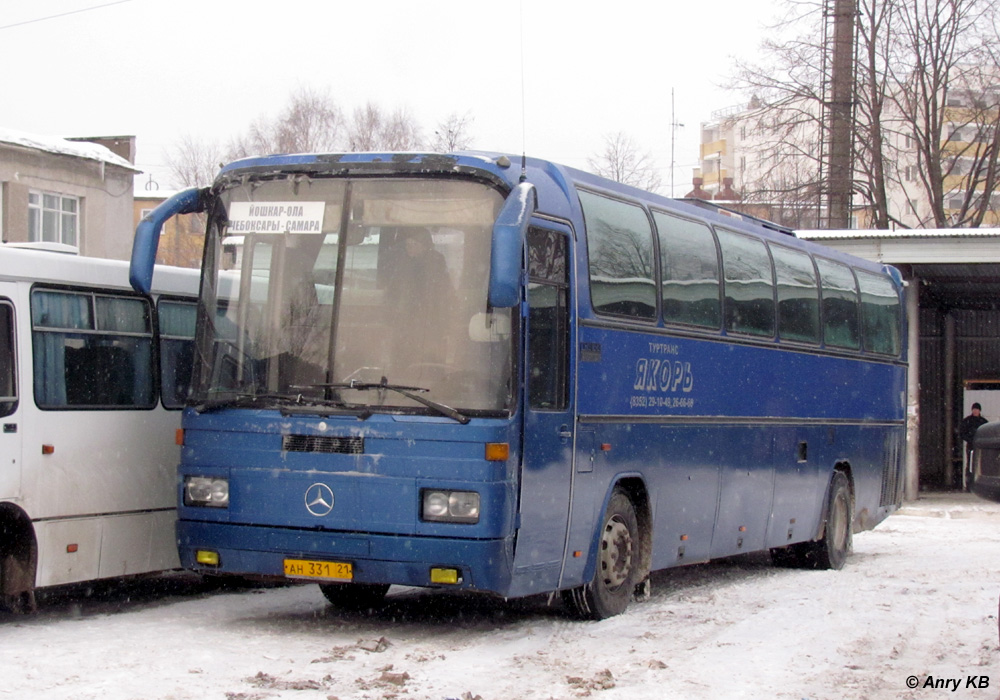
[
  {"xmin": 512, "ymin": 227, "xmax": 573, "ymax": 594},
  {"xmin": 0, "ymin": 296, "xmax": 21, "ymax": 500}
]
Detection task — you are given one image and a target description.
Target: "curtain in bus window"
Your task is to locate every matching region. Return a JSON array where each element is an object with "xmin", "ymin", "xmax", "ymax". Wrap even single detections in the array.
[
  {"xmin": 159, "ymin": 301, "xmax": 197, "ymax": 338},
  {"xmin": 816, "ymin": 258, "xmax": 860, "ymax": 349},
  {"xmin": 716, "ymin": 228, "xmax": 775, "ymax": 337},
  {"xmin": 32, "ymin": 290, "xmax": 91, "ymax": 329},
  {"xmin": 857, "ymin": 270, "xmax": 901, "ymax": 355},
  {"xmin": 578, "ymin": 191, "xmax": 656, "ymax": 319},
  {"xmin": 31, "ymin": 290, "xmax": 154, "ymax": 409},
  {"xmin": 95, "ymin": 296, "xmax": 152, "ymax": 404},
  {"xmin": 654, "ymin": 211, "xmax": 720, "ymax": 328},
  {"xmin": 159, "ymin": 301, "xmax": 197, "ymax": 408},
  {"xmin": 770, "ymin": 244, "xmax": 820, "ymax": 343},
  {"xmin": 96, "ymin": 296, "xmax": 149, "ymax": 333},
  {"xmin": 31, "ymin": 290, "xmax": 89, "ymax": 406}
]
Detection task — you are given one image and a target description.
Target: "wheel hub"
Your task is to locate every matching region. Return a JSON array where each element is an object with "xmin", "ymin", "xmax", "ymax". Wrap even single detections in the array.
[{"xmin": 600, "ymin": 515, "xmax": 633, "ymax": 589}]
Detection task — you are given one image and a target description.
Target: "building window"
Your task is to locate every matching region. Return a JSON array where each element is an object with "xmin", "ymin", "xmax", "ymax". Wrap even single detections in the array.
[{"xmin": 28, "ymin": 190, "xmax": 79, "ymax": 246}]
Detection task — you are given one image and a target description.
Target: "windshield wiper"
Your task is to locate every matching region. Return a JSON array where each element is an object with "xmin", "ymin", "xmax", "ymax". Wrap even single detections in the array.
[{"xmin": 304, "ymin": 376, "xmax": 471, "ymax": 425}]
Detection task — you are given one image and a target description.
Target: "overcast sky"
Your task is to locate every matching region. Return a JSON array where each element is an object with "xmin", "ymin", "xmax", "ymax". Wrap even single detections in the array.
[{"xmin": 0, "ymin": 0, "xmax": 781, "ymax": 196}]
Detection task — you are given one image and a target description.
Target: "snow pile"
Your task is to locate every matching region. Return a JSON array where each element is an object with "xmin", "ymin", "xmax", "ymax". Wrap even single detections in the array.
[
  {"xmin": 1, "ymin": 492, "xmax": 998, "ymax": 699},
  {"xmin": 0, "ymin": 126, "xmax": 138, "ymax": 171}
]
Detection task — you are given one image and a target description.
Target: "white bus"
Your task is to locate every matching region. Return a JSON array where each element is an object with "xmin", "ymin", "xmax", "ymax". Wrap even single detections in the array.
[{"xmin": 0, "ymin": 247, "xmax": 199, "ymax": 611}]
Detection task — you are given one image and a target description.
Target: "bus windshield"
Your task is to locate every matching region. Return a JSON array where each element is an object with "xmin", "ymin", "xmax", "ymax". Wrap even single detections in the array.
[{"xmin": 193, "ymin": 176, "xmax": 513, "ymax": 415}]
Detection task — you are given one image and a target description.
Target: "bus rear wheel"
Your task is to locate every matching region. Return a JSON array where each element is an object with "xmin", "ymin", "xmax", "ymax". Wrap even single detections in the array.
[
  {"xmin": 772, "ymin": 470, "xmax": 852, "ymax": 570},
  {"xmin": 318, "ymin": 582, "xmax": 390, "ymax": 610},
  {"xmin": 563, "ymin": 489, "xmax": 640, "ymax": 620}
]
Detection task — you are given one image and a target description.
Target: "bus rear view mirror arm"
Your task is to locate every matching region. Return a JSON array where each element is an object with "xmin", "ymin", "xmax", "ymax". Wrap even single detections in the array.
[
  {"xmin": 489, "ymin": 182, "xmax": 536, "ymax": 308},
  {"xmin": 130, "ymin": 187, "xmax": 209, "ymax": 294}
]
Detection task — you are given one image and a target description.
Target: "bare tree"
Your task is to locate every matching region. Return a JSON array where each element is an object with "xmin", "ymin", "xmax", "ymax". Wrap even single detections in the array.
[
  {"xmin": 431, "ymin": 112, "xmax": 475, "ymax": 152},
  {"xmin": 348, "ymin": 102, "xmax": 384, "ymax": 151},
  {"xmin": 168, "ymin": 92, "xmax": 428, "ymax": 189},
  {"xmin": 347, "ymin": 102, "xmax": 422, "ymax": 151},
  {"xmin": 885, "ymin": 0, "xmax": 1000, "ymax": 227},
  {"xmin": 588, "ymin": 132, "xmax": 663, "ymax": 193},
  {"xmin": 228, "ymin": 86, "xmax": 344, "ymax": 158},
  {"xmin": 381, "ymin": 107, "xmax": 422, "ymax": 150},
  {"xmin": 165, "ymin": 134, "xmax": 225, "ymax": 189},
  {"xmin": 731, "ymin": 0, "xmax": 1000, "ymax": 229}
]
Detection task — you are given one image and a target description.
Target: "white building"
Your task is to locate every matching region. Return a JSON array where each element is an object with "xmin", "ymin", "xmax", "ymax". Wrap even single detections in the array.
[{"xmin": 0, "ymin": 127, "xmax": 140, "ymax": 259}]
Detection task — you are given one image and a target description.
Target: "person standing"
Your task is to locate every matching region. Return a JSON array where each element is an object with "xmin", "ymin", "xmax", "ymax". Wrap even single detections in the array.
[{"xmin": 960, "ymin": 402, "xmax": 989, "ymax": 490}]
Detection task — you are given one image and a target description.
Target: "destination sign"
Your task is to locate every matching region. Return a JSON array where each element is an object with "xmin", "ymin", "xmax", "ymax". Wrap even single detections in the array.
[{"xmin": 228, "ymin": 201, "xmax": 325, "ymax": 234}]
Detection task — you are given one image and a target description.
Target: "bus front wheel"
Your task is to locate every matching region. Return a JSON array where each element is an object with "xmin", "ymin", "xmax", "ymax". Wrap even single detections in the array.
[
  {"xmin": 319, "ymin": 582, "xmax": 390, "ymax": 610},
  {"xmin": 563, "ymin": 489, "xmax": 640, "ymax": 620}
]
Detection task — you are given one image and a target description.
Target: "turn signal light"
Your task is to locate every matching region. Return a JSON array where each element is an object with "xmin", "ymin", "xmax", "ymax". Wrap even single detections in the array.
[
  {"xmin": 196, "ymin": 550, "xmax": 220, "ymax": 567},
  {"xmin": 485, "ymin": 442, "xmax": 509, "ymax": 461},
  {"xmin": 430, "ymin": 567, "xmax": 460, "ymax": 584}
]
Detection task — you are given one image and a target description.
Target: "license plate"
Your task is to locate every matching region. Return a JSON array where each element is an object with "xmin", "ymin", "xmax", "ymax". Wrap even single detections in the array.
[{"xmin": 283, "ymin": 558, "xmax": 353, "ymax": 581}]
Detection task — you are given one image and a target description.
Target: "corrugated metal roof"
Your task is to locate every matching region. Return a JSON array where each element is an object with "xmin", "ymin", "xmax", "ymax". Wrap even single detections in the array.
[{"xmin": 798, "ymin": 228, "xmax": 1000, "ymax": 240}]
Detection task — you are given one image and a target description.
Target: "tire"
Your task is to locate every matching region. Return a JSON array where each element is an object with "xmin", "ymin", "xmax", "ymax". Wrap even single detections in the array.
[
  {"xmin": 813, "ymin": 471, "xmax": 852, "ymax": 569},
  {"xmin": 0, "ymin": 591, "xmax": 35, "ymax": 614},
  {"xmin": 771, "ymin": 470, "xmax": 852, "ymax": 570},
  {"xmin": 318, "ymin": 582, "xmax": 390, "ymax": 610},
  {"xmin": 563, "ymin": 489, "xmax": 640, "ymax": 620},
  {"xmin": 0, "ymin": 550, "xmax": 37, "ymax": 614}
]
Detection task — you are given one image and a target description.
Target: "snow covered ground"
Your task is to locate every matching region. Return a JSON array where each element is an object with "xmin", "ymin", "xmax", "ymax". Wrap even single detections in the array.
[{"xmin": 2, "ymin": 492, "xmax": 999, "ymax": 700}]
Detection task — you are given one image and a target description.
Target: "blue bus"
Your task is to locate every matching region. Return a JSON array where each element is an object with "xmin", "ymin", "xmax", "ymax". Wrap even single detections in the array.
[{"xmin": 130, "ymin": 152, "xmax": 906, "ymax": 619}]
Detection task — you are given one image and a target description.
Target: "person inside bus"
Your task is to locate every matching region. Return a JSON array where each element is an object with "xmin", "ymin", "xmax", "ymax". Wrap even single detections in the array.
[
  {"xmin": 386, "ymin": 227, "xmax": 453, "ymax": 378},
  {"xmin": 960, "ymin": 402, "xmax": 989, "ymax": 489}
]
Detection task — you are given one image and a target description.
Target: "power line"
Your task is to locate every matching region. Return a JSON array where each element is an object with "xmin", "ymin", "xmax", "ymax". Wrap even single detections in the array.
[{"xmin": 0, "ymin": 1, "xmax": 134, "ymax": 31}]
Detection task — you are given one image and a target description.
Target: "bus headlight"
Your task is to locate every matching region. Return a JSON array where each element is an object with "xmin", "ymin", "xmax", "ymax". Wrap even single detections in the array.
[
  {"xmin": 184, "ymin": 476, "xmax": 230, "ymax": 508},
  {"xmin": 421, "ymin": 489, "xmax": 480, "ymax": 524}
]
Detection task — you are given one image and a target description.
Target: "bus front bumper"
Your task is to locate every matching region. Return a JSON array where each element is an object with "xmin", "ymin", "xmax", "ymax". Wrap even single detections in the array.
[{"xmin": 177, "ymin": 519, "xmax": 515, "ymax": 595}]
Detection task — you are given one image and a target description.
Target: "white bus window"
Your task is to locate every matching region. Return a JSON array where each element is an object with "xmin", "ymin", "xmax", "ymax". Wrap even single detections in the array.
[
  {"xmin": 0, "ymin": 302, "xmax": 16, "ymax": 417},
  {"xmin": 31, "ymin": 289, "xmax": 155, "ymax": 409},
  {"xmin": 158, "ymin": 300, "xmax": 197, "ymax": 409}
]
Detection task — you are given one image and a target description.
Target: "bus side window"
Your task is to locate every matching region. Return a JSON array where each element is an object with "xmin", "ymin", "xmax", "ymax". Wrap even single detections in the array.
[
  {"xmin": 857, "ymin": 270, "xmax": 901, "ymax": 356},
  {"xmin": 578, "ymin": 191, "xmax": 656, "ymax": 320},
  {"xmin": 158, "ymin": 299, "xmax": 197, "ymax": 409},
  {"xmin": 527, "ymin": 228, "xmax": 569, "ymax": 410},
  {"xmin": 0, "ymin": 302, "xmax": 16, "ymax": 417},
  {"xmin": 816, "ymin": 258, "xmax": 860, "ymax": 350},
  {"xmin": 716, "ymin": 228, "xmax": 775, "ymax": 337},
  {"xmin": 654, "ymin": 211, "xmax": 720, "ymax": 329},
  {"xmin": 31, "ymin": 289, "xmax": 155, "ymax": 409},
  {"xmin": 770, "ymin": 244, "xmax": 820, "ymax": 344}
]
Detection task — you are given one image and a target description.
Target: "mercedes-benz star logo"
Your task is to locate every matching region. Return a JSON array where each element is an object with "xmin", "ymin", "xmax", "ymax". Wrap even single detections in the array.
[{"xmin": 304, "ymin": 483, "xmax": 335, "ymax": 517}]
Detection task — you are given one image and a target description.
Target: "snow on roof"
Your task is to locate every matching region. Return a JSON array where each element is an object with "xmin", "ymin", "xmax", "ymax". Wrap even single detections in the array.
[
  {"xmin": 798, "ymin": 227, "xmax": 1000, "ymax": 240},
  {"xmin": 0, "ymin": 126, "xmax": 139, "ymax": 172}
]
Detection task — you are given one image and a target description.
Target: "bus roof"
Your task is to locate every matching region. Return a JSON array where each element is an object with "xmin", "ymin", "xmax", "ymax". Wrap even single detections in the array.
[
  {"xmin": 216, "ymin": 151, "xmax": 898, "ymax": 282},
  {"xmin": 0, "ymin": 245, "xmax": 198, "ymax": 296}
]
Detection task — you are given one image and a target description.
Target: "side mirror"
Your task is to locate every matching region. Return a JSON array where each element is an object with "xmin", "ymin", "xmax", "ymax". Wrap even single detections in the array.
[
  {"xmin": 488, "ymin": 182, "xmax": 536, "ymax": 308},
  {"xmin": 130, "ymin": 187, "xmax": 207, "ymax": 294}
]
